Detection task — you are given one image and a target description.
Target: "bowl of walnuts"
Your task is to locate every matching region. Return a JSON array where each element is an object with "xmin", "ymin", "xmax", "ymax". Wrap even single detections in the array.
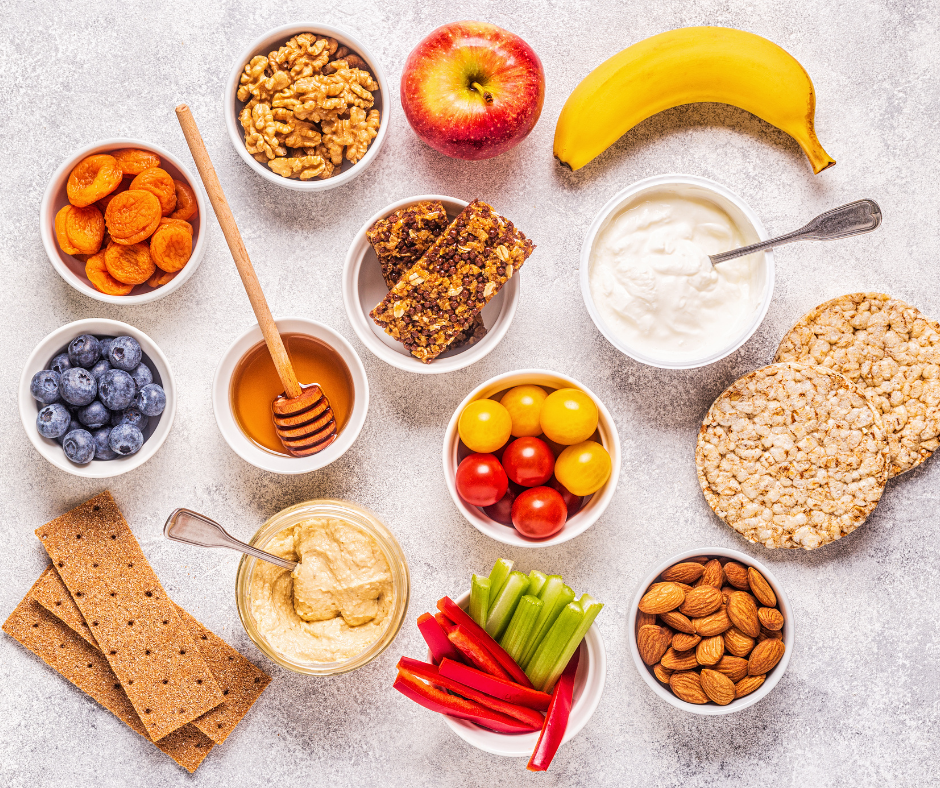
[{"xmin": 225, "ymin": 22, "xmax": 390, "ymax": 191}]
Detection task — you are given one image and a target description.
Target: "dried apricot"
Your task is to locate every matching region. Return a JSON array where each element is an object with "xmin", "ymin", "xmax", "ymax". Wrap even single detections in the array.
[
  {"xmin": 150, "ymin": 224, "xmax": 192, "ymax": 273},
  {"xmin": 111, "ymin": 148, "xmax": 161, "ymax": 176},
  {"xmin": 105, "ymin": 189, "xmax": 162, "ymax": 245},
  {"xmin": 54, "ymin": 206, "xmax": 82, "ymax": 255},
  {"xmin": 159, "ymin": 217, "xmax": 193, "ymax": 236},
  {"xmin": 64, "ymin": 205, "xmax": 105, "ymax": 254},
  {"xmin": 67, "ymin": 154, "xmax": 123, "ymax": 207},
  {"xmin": 96, "ymin": 179, "xmax": 130, "ymax": 213},
  {"xmin": 86, "ymin": 251, "xmax": 134, "ymax": 295},
  {"xmin": 105, "ymin": 241, "xmax": 155, "ymax": 285},
  {"xmin": 170, "ymin": 179, "xmax": 197, "ymax": 220},
  {"xmin": 130, "ymin": 167, "xmax": 177, "ymax": 216},
  {"xmin": 146, "ymin": 269, "xmax": 178, "ymax": 288}
]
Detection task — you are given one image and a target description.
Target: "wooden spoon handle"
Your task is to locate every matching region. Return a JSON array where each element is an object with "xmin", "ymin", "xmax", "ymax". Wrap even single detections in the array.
[{"xmin": 175, "ymin": 103, "xmax": 301, "ymax": 400}]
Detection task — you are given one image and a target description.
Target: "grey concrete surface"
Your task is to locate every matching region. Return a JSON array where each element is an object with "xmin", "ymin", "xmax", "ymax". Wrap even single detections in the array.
[{"xmin": 1, "ymin": 0, "xmax": 938, "ymax": 785}]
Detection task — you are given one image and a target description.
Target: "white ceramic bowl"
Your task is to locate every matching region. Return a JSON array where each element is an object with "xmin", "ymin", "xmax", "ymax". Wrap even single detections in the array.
[
  {"xmin": 213, "ymin": 317, "xmax": 369, "ymax": 474},
  {"xmin": 628, "ymin": 547, "xmax": 794, "ymax": 716},
  {"xmin": 225, "ymin": 22, "xmax": 389, "ymax": 192},
  {"xmin": 580, "ymin": 174, "xmax": 775, "ymax": 369},
  {"xmin": 40, "ymin": 139, "xmax": 207, "ymax": 305},
  {"xmin": 443, "ymin": 369, "xmax": 621, "ymax": 547},
  {"xmin": 437, "ymin": 590, "xmax": 606, "ymax": 757},
  {"xmin": 343, "ymin": 195, "xmax": 521, "ymax": 374},
  {"xmin": 18, "ymin": 318, "xmax": 176, "ymax": 478}
]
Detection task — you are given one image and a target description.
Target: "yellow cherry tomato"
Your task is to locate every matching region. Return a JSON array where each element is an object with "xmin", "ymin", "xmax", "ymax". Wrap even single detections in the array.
[
  {"xmin": 458, "ymin": 399, "xmax": 512, "ymax": 453},
  {"xmin": 539, "ymin": 388, "xmax": 598, "ymax": 445},
  {"xmin": 500, "ymin": 385, "xmax": 548, "ymax": 437},
  {"xmin": 554, "ymin": 440, "xmax": 611, "ymax": 496}
]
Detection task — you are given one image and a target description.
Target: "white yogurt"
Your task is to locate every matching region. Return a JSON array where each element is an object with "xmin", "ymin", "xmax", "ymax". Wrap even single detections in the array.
[{"xmin": 588, "ymin": 190, "xmax": 763, "ymax": 362}]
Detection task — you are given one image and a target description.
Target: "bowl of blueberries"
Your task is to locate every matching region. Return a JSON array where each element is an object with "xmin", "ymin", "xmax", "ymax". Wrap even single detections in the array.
[{"xmin": 18, "ymin": 318, "xmax": 175, "ymax": 477}]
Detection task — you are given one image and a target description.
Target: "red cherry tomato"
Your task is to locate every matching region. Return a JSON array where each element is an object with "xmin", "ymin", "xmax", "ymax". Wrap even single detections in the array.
[
  {"xmin": 482, "ymin": 486, "xmax": 517, "ymax": 525},
  {"xmin": 511, "ymin": 486, "xmax": 567, "ymax": 539},
  {"xmin": 548, "ymin": 476, "xmax": 583, "ymax": 518},
  {"xmin": 501, "ymin": 437, "xmax": 554, "ymax": 487},
  {"xmin": 456, "ymin": 454, "xmax": 508, "ymax": 507}
]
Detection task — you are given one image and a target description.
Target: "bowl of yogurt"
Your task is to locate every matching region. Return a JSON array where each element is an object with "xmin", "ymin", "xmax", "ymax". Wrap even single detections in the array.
[{"xmin": 580, "ymin": 175, "xmax": 774, "ymax": 369}]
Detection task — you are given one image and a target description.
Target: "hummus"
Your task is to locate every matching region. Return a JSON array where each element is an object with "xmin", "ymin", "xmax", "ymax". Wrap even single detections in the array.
[{"xmin": 249, "ymin": 517, "xmax": 395, "ymax": 663}]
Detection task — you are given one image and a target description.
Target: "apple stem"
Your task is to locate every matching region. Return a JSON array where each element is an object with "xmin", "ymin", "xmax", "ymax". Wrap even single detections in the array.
[{"xmin": 470, "ymin": 81, "xmax": 494, "ymax": 105}]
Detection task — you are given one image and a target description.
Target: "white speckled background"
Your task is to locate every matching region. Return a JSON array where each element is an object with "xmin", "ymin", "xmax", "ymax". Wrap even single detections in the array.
[{"xmin": 2, "ymin": 0, "xmax": 938, "ymax": 785}]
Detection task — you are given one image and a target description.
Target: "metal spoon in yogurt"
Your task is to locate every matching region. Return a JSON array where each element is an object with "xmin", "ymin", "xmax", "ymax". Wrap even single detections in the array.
[{"xmin": 709, "ymin": 199, "xmax": 882, "ymax": 265}]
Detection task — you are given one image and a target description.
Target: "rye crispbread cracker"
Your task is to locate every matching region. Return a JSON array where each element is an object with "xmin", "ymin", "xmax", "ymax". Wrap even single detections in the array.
[
  {"xmin": 775, "ymin": 292, "xmax": 940, "ymax": 476},
  {"xmin": 2, "ymin": 592, "xmax": 214, "ymax": 773},
  {"xmin": 696, "ymin": 362, "xmax": 889, "ymax": 550},
  {"xmin": 32, "ymin": 565, "xmax": 271, "ymax": 745},
  {"xmin": 35, "ymin": 491, "xmax": 223, "ymax": 741}
]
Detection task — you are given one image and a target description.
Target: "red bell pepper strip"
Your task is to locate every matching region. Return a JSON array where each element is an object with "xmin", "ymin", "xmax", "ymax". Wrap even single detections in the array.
[
  {"xmin": 417, "ymin": 612, "xmax": 461, "ymax": 665},
  {"xmin": 447, "ymin": 626, "xmax": 512, "ymax": 680},
  {"xmin": 527, "ymin": 645, "xmax": 581, "ymax": 772},
  {"xmin": 438, "ymin": 658, "xmax": 553, "ymax": 711},
  {"xmin": 437, "ymin": 596, "xmax": 534, "ymax": 688},
  {"xmin": 393, "ymin": 667, "xmax": 537, "ymax": 735},
  {"xmin": 434, "ymin": 612, "xmax": 456, "ymax": 633},
  {"xmin": 397, "ymin": 658, "xmax": 544, "ymax": 729}
]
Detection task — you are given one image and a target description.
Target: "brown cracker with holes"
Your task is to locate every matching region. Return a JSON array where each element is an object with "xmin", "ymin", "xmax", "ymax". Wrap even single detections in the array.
[
  {"xmin": 35, "ymin": 491, "xmax": 223, "ymax": 741},
  {"xmin": 2, "ymin": 592, "xmax": 214, "ymax": 773}
]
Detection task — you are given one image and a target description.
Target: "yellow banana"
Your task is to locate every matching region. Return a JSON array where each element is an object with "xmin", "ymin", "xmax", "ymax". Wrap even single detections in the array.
[{"xmin": 554, "ymin": 27, "xmax": 835, "ymax": 173}]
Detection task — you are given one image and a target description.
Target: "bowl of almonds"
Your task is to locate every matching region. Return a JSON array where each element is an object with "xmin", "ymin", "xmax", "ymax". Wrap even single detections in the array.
[{"xmin": 628, "ymin": 548, "xmax": 792, "ymax": 715}]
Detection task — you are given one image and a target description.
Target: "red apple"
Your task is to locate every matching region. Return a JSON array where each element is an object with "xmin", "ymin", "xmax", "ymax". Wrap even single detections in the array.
[{"xmin": 401, "ymin": 21, "xmax": 545, "ymax": 160}]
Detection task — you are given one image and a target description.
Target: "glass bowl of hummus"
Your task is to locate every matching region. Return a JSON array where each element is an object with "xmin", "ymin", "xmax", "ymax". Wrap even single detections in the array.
[{"xmin": 235, "ymin": 499, "xmax": 410, "ymax": 675}]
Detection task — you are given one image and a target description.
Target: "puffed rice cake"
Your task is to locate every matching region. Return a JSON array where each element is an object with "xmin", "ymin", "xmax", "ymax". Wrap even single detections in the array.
[
  {"xmin": 775, "ymin": 292, "xmax": 940, "ymax": 477},
  {"xmin": 696, "ymin": 362, "xmax": 889, "ymax": 550}
]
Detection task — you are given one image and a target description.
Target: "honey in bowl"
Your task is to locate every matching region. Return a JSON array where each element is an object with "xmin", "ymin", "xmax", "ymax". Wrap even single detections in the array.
[{"xmin": 231, "ymin": 334, "xmax": 354, "ymax": 456}]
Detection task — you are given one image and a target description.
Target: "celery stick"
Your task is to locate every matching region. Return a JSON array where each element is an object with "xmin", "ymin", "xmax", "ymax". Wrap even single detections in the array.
[
  {"xmin": 525, "ymin": 601, "xmax": 585, "ymax": 691},
  {"xmin": 526, "ymin": 570, "xmax": 548, "ymax": 599},
  {"xmin": 487, "ymin": 558, "xmax": 514, "ymax": 613},
  {"xmin": 469, "ymin": 575, "xmax": 491, "ymax": 627},
  {"xmin": 537, "ymin": 594, "xmax": 604, "ymax": 693},
  {"xmin": 520, "ymin": 579, "xmax": 575, "ymax": 668},
  {"xmin": 484, "ymin": 571, "xmax": 530, "ymax": 640},
  {"xmin": 498, "ymin": 594, "xmax": 543, "ymax": 664}
]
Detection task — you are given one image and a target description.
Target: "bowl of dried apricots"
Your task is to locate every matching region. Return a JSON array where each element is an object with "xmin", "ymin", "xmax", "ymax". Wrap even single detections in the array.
[{"xmin": 41, "ymin": 139, "xmax": 206, "ymax": 304}]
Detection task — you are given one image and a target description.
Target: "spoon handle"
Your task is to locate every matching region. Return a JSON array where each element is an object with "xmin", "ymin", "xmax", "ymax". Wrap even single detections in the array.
[
  {"xmin": 163, "ymin": 508, "xmax": 297, "ymax": 571},
  {"xmin": 710, "ymin": 199, "xmax": 882, "ymax": 265}
]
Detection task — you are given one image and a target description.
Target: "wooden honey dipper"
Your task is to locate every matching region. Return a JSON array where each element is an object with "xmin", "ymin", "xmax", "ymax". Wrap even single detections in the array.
[{"xmin": 176, "ymin": 104, "xmax": 337, "ymax": 457}]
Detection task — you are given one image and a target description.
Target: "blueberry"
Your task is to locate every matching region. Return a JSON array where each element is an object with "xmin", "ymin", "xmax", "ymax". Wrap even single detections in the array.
[
  {"xmin": 55, "ymin": 414, "xmax": 82, "ymax": 444},
  {"xmin": 67, "ymin": 334, "xmax": 101, "ymax": 369},
  {"xmin": 135, "ymin": 383, "xmax": 166, "ymax": 417},
  {"xmin": 77, "ymin": 400, "xmax": 110, "ymax": 429},
  {"xmin": 36, "ymin": 403, "xmax": 72, "ymax": 439},
  {"xmin": 111, "ymin": 406, "xmax": 147, "ymax": 429},
  {"xmin": 58, "ymin": 367, "xmax": 97, "ymax": 406},
  {"xmin": 98, "ymin": 337, "xmax": 115, "ymax": 358},
  {"xmin": 98, "ymin": 369, "xmax": 136, "ymax": 411},
  {"xmin": 128, "ymin": 362, "xmax": 153, "ymax": 392},
  {"xmin": 63, "ymin": 429, "xmax": 95, "ymax": 464},
  {"xmin": 49, "ymin": 353, "xmax": 72, "ymax": 375},
  {"xmin": 30, "ymin": 370, "xmax": 61, "ymax": 404},
  {"xmin": 109, "ymin": 423, "xmax": 144, "ymax": 456},
  {"xmin": 92, "ymin": 427, "xmax": 117, "ymax": 460},
  {"xmin": 89, "ymin": 358, "xmax": 111, "ymax": 381},
  {"xmin": 108, "ymin": 336, "xmax": 142, "ymax": 371}
]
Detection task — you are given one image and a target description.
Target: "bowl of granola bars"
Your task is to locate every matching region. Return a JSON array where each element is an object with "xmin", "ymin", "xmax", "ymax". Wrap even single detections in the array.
[
  {"xmin": 226, "ymin": 23, "xmax": 389, "ymax": 191},
  {"xmin": 343, "ymin": 196, "xmax": 531, "ymax": 374}
]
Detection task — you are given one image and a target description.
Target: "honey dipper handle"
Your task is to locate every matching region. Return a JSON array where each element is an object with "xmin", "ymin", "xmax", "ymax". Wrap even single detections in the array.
[{"xmin": 175, "ymin": 103, "xmax": 301, "ymax": 400}]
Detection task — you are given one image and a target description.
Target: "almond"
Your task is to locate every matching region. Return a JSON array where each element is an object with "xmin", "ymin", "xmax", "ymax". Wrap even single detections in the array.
[
  {"xmin": 758, "ymin": 627, "xmax": 784, "ymax": 643},
  {"xmin": 747, "ymin": 567, "xmax": 777, "ymax": 607},
  {"xmin": 723, "ymin": 561, "xmax": 750, "ymax": 589},
  {"xmin": 661, "ymin": 562, "xmax": 705, "ymax": 584},
  {"xmin": 734, "ymin": 674, "xmax": 766, "ymax": 698},
  {"xmin": 669, "ymin": 671, "xmax": 709, "ymax": 704},
  {"xmin": 719, "ymin": 586, "xmax": 735, "ymax": 604},
  {"xmin": 696, "ymin": 635, "xmax": 725, "ymax": 666},
  {"xmin": 700, "ymin": 669, "xmax": 735, "ymax": 705},
  {"xmin": 637, "ymin": 625, "xmax": 673, "ymax": 665},
  {"xmin": 638, "ymin": 582, "xmax": 686, "ymax": 614},
  {"xmin": 727, "ymin": 591, "xmax": 760, "ymax": 638},
  {"xmin": 636, "ymin": 610, "xmax": 656, "ymax": 632},
  {"xmin": 660, "ymin": 646, "xmax": 699, "ymax": 671},
  {"xmin": 758, "ymin": 607, "xmax": 784, "ymax": 631},
  {"xmin": 695, "ymin": 559, "xmax": 724, "ymax": 589},
  {"xmin": 748, "ymin": 639, "xmax": 785, "ymax": 675},
  {"xmin": 686, "ymin": 556, "xmax": 711, "ymax": 565},
  {"xmin": 714, "ymin": 655, "xmax": 749, "ymax": 682},
  {"xmin": 652, "ymin": 662, "xmax": 673, "ymax": 683},
  {"xmin": 659, "ymin": 610, "xmax": 695, "ymax": 634},
  {"xmin": 693, "ymin": 607, "xmax": 732, "ymax": 637},
  {"xmin": 672, "ymin": 632, "xmax": 701, "ymax": 652},
  {"xmin": 678, "ymin": 586, "xmax": 723, "ymax": 618},
  {"xmin": 723, "ymin": 627, "xmax": 756, "ymax": 657}
]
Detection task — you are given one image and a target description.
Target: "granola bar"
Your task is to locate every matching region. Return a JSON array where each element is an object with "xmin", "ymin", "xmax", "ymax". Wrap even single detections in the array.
[{"xmin": 369, "ymin": 200, "xmax": 534, "ymax": 363}]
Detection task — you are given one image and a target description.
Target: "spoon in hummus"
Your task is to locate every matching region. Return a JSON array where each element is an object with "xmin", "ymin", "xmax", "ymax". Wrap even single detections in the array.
[{"xmin": 164, "ymin": 508, "xmax": 297, "ymax": 571}]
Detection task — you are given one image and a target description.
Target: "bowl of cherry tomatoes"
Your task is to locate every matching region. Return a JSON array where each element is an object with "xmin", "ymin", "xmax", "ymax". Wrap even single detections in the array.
[{"xmin": 443, "ymin": 369, "xmax": 621, "ymax": 547}]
